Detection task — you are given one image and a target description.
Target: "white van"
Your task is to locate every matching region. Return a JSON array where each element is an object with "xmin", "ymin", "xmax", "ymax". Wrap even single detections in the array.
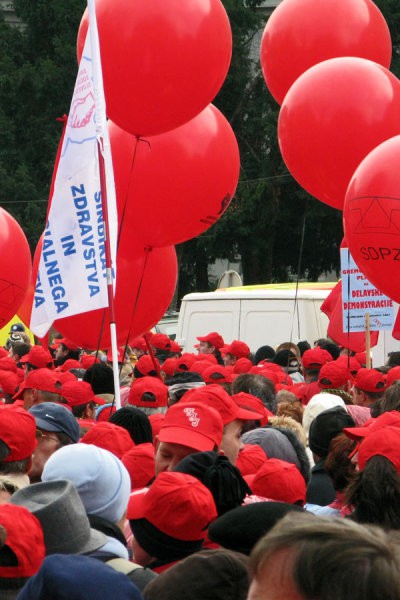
[{"xmin": 175, "ymin": 282, "xmax": 399, "ymax": 366}]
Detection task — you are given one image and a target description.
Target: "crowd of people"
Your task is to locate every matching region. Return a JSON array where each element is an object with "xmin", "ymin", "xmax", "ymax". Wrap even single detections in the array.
[{"xmin": 1, "ymin": 323, "xmax": 400, "ymax": 598}]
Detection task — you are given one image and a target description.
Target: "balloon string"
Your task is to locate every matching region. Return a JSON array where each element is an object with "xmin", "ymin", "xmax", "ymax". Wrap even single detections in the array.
[{"xmin": 288, "ymin": 198, "xmax": 308, "ymax": 373}]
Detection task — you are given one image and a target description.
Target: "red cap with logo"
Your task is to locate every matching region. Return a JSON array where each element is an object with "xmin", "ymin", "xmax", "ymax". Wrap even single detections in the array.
[
  {"xmin": 127, "ymin": 471, "xmax": 217, "ymax": 540},
  {"xmin": 0, "ymin": 405, "xmax": 37, "ymax": 461},
  {"xmin": 354, "ymin": 368, "xmax": 386, "ymax": 393},
  {"xmin": 222, "ymin": 340, "xmax": 250, "ymax": 359},
  {"xmin": 196, "ymin": 332, "xmax": 225, "ymax": 349},
  {"xmin": 128, "ymin": 376, "xmax": 168, "ymax": 408},
  {"xmin": 245, "ymin": 458, "xmax": 306, "ymax": 505},
  {"xmin": 80, "ymin": 422, "xmax": 134, "ymax": 459},
  {"xmin": 0, "ymin": 504, "xmax": 45, "ymax": 578},
  {"xmin": 183, "ymin": 385, "xmax": 263, "ymax": 426},
  {"xmin": 20, "ymin": 346, "xmax": 53, "ymax": 369},
  {"xmin": 158, "ymin": 402, "xmax": 223, "ymax": 451}
]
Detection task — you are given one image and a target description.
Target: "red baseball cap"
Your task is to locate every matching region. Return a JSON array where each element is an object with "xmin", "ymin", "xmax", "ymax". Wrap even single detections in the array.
[
  {"xmin": 151, "ymin": 334, "xmax": 171, "ymax": 352},
  {"xmin": 169, "ymin": 341, "xmax": 182, "ymax": 354},
  {"xmin": 343, "ymin": 410, "xmax": 400, "ymax": 440},
  {"xmin": 79, "ymin": 354, "xmax": 101, "ymax": 370},
  {"xmin": 135, "ymin": 355, "xmax": 160, "ymax": 377},
  {"xmin": 355, "ymin": 352, "xmax": 367, "ymax": 367},
  {"xmin": 183, "ymin": 385, "xmax": 263, "ymax": 426},
  {"xmin": 353, "ymin": 368, "xmax": 386, "ymax": 393},
  {"xmin": 96, "ymin": 404, "xmax": 117, "ymax": 421},
  {"xmin": 80, "ymin": 422, "xmax": 134, "ymax": 459},
  {"xmin": 245, "ymin": 458, "xmax": 306, "ymax": 505},
  {"xmin": 0, "ymin": 371, "xmax": 21, "ymax": 396},
  {"xmin": 158, "ymin": 402, "xmax": 223, "ymax": 451},
  {"xmin": 127, "ymin": 471, "xmax": 217, "ymax": 540},
  {"xmin": 61, "ymin": 380, "xmax": 97, "ymax": 408},
  {"xmin": 233, "ymin": 358, "xmax": 253, "ymax": 374},
  {"xmin": 122, "ymin": 443, "xmax": 155, "ymax": 490},
  {"xmin": 193, "ymin": 354, "xmax": 218, "ymax": 364},
  {"xmin": 202, "ymin": 365, "xmax": 233, "ymax": 384},
  {"xmin": 0, "ymin": 357, "xmax": 17, "ymax": 373},
  {"xmin": 148, "ymin": 413, "xmax": 165, "ymax": 439},
  {"xmin": 131, "ymin": 337, "xmax": 148, "ymax": 353},
  {"xmin": 386, "ymin": 366, "xmax": 400, "ymax": 388},
  {"xmin": 235, "ymin": 444, "xmax": 267, "ymax": 477},
  {"xmin": 56, "ymin": 359, "xmax": 82, "ymax": 372},
  {"xmin": 0, "ymin": 504, "xmax": 45, "ymax": 578},
  {"xmin": 161, "ymin": 358, "xmax": 177, "ymax": 377},
  {"xmin": 0, "ymin": 405, "xmax": 37, "ymax": 461},
  {"xmin": 318, "ymin": 361, "xmax": 350, "ymax": 389},
  {"xmin": 58, "ymin": 338, "xmax": 81, "ymax": 351},
  {"xmin": 20, "ymin": 346, "xmax": 53, "ymax": 369},
  {"xmin": 358, "ymin": 426, "xmax": 400, "ymax": 473},
  {"xmin": 128, "ymin": 376, "xmax": 168, "ymax": 408},
  {"xmin": 196, "ymin": 332, "xmax": 225, "ymax": 349},
  {"xmin": 175, "ymin": 353, "xmax": 197, "ymax": 372},
  {"xmin": 335, "ymin": 355, "xmax": 362, "ymax": 376},
  {"xmin": 231, "ymin": 392, "xmax": 272, "ymax": 426},
  {"xmin": 222, "ymin": 340, "xmax": 250, "ymax": 359},
  {"xmin": 13, "ymin": 369, "xmax": 61, "ymax": 400},
  {"xmin": 302, "ymin": 347, "xmax": 332, "ymax": 369}
]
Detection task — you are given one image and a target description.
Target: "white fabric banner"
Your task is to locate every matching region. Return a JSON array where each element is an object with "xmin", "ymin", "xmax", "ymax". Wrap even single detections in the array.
[{"xmin": 30, "ymin": 24, "xmax": 117, "ymax": 338}]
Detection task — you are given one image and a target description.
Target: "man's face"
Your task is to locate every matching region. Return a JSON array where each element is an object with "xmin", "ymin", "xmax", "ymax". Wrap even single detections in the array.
[
  {"xmin": 155, "ymin": 440, "xmax": 198, "ymax": 475},
  {"xmin": 29, "ymin": 428, "xmax": 61, "ymax": 483},
  {"xmin": 221, "ymin": 419, "xmax": 244, "ymax": 465},
  {"xmin": 54, "ymin": 345, "xmax": 68, "ymax": 362}
]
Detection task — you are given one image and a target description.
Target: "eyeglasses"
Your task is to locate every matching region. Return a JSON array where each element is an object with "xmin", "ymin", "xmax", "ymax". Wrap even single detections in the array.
[{"xmin": 35, "ymin": 429, "xmax": 60, "ymax": 444}]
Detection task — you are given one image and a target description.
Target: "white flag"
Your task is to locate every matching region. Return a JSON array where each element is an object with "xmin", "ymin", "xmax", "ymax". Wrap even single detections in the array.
[{"xmin": 30, "ymin": 19, "xmax": 117, "ymax": 338}]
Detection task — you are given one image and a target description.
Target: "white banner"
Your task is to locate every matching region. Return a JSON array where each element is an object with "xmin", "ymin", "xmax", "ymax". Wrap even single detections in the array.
[
  {"xmin": 30, "ymin": 23, "xmax": 117, "ymax": 338},
  {"xmin": 341, "ymin": 248, "xmax": 394, "ymax": 332}
]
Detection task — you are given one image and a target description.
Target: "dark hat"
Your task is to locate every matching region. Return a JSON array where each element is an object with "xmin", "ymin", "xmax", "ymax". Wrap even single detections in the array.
[
  {"xmin": 208, "ymin": 501, "xmax": 303, "ymax": 555},
  {"xmin": 16, "ymin": 554, "xmax": 143, "ymax": 600},
  {"xmin": 10, "ymin": 323, "xmax": 25, "ymax": 333},
  {"xmin": 173, "ymin": 451, "xmax": 251, "ymax": 515},
  {"xmin": 143, "ymin": 549, "xmax": 249, "ymax": 600},
  {"xmin": 309, "ymin": 406, "xmax": 355, "ymax": 458},
  {"xmin": 29, "ymin": 402, "xmax": 80, "ymax": 443},
  {"xmin": 10, "ymin": 480, "xmax": 108, "ymax": 555}
]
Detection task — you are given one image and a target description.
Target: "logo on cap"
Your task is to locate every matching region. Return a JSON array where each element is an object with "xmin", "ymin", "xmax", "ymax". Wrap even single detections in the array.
[{"xmin": 183, "ymin": 407, "xmax": 200, "ymax": 428}]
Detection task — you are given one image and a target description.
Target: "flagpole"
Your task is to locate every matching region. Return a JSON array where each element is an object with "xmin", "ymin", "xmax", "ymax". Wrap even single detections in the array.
[{"xmin": 87, "ymin": 0, "xmax": 121, "ymax": 409}]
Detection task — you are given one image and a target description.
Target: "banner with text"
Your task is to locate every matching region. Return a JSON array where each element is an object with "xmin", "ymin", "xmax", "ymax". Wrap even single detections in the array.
[
  {"xmin": 341, "ymin": 248, "xmax": 394, "ymax": 332},
  {"xmin": 30, "ymin": 28, "xmax": 117, "ymax": 338}
]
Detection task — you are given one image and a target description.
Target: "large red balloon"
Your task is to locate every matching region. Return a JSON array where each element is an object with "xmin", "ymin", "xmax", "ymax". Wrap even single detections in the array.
[
  {"xmin": 261, "ymin": 0, "xmax": 391, "ymax": 105},
  {"xmin": 344, "ymin": 135, "xmax": 400, "ymax": 303},
  {"xmin": 18, "ymin": 234, "xmax": 43, "ymax": 328},
  {"xmin": 110, "ymin": 105, "xmax": 240, "ymax": 248},
  {"xmin": 54, "ymin": 243, "xmax": 177, "ymax": 349},
  {"xmin": 278, "ymin": 57, "xmax": 400, "ymax": 210},
  {"xmin": 0, "ymin": 209, "xmax": 31, "ymax": 328},
  {"xmin": 77, "ymin": 0, "xmax": 232, "ymax": 137}
]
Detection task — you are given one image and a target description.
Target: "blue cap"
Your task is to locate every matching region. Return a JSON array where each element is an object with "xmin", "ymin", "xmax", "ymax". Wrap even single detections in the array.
[{"xmin": 29, "ymin": 402, "xmax": 80, "ymax": 443}]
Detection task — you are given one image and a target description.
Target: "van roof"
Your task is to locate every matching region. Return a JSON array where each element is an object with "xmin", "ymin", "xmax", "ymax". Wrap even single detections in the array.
[{"xmin": 182, "ymin": 282, "xmax": 337, "ymax": 302}]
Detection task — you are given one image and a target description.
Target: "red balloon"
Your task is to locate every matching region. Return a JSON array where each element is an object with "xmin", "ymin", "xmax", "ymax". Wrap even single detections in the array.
[
  {"xmin": 261, "ymin": 0, "xmax": 391, "ymax": 105},
  {"xmin": 344, "ymin": 135, "xmax": 400, "ymax": 303},
  {"xmin": 110, "ymin": 105, "xmax": 240, "ymax": 248},
  {"xmin": 54, "ymin": 243, "xmax": 177, "ymax": 349},
  {"xmin": 0, "ymin": 209, "xmax": 31, "ymax": 328},
  {"xmin": 77, "ymin": 0, "xmax": 232, "ymax": 136},
  {"xmin": 278, "ymin": 57, "xmax": 400, "ymax": 210}
]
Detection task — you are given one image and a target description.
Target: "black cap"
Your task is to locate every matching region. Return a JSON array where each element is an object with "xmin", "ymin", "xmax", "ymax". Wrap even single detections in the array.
[
  {"xmin": 10, "ymin": 323, "xmax": 25, "ymax": 333},
  {"xmin": 309, "ymin": 406, "xmax": 355, "ymax": 458}
]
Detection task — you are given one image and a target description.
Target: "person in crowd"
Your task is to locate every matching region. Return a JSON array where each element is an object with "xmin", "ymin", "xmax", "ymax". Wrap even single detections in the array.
[
  {"xmin": 196, "ymin": 332, "xmax": 225, "ymax": 365},
  {"xmin": 352, "ymin": 368, "xmax": 386, "ymax": 409},
  {"xmin": 19, "ymin": 345, "xmax": 53, "ymax": 375},
  {"xmin": 128, "ymin": 377, "xmax": 168, "ymax": 417},
  {"xmin": 28, "ymin": 402, "xmax": 79, "ymax": 483},
  {"xmin": 222, "ymin": 340, "xmax": 250, "ymax": 367},
  {"xmin": 128, "ymin": 472, "xmax": 217, "ymax": 572},
  {"xmin": 61, "ymin": 380, "xmax": 101, "ymax": 422},
  {"xmin": 83, "ymin": 363, "xmax": 115, "ymax": 403},
  {"xmin": 110, "ymin": 406, "xmax": 153, "ymax": 445},
  {"xmin": 247, "ymin": 512, "xmax": 400, "ymax": 600},
  {"xmin": 165, "ymin": 371, "xmax": 205, "ymax": 406},
  {"xmin": 53, "ymin": 338, "xmax": 81, "ymax": 367},
  {"xmin": 232, "ymin": 373, "xmax": 276, "ymax": 414},
  {"xmin": 0, "ymin": 406, "xmax": 36, "ymax": 496}
]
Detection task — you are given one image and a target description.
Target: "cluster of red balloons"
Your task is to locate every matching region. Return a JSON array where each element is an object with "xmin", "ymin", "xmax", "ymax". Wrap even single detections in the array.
[
  {"xmin": 19, "ymin": 0, "xmax": 240, "ymax": 348},
  {"xmin": 261, "ymin": 0, "xmax": 400, "ymax": 304}
]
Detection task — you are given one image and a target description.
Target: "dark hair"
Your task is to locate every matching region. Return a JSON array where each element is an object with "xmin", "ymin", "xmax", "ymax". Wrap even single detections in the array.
[
  {"xmin": 324, "ymin": 432, "xmax": 356, "ymax": 492},
  {"xmin": 297, "ymin": 341, "xmax": 311, "ymax": 357},
  {"xmin": 232, "ymin": 374, "xmax": 276, "ymax": 414},
  {"xmin": 10, "ymin": 341, "xmax": 31, "ymax": 359},
  {"xmin": 110, "ymin": 406, "xmax": 153, "ymax": 444},
  {"xmin": 71, "ymin": 401, "xmax": 95, "ymax": 419},
  {"xmin": 380, "ymin": 382, "xmax": 400, "ymax": 414},
  {"xmin": 0, "ymin": 440, "xmax": 30, "ymax": 475},
  {"xmin": 83, "ymin": 363, "xmax": 115, "ymax": 395},
  {"xmin": 347, "ymin": 455, "xmax": 400, "ymax": 529},
  {"xmin": 254, "ymin": 345, "xmax": 275, "ymax": 364},
  {"xmin": 133, "ymin": 365, "xmax": 157, "ymax": 379},
  {"xmin": 60, "ymin": 344, "xmax": 81, "ymax": 361},
  {"xmin": 387, "ymin": 352, "xmax": 400, "ymax": 367},
  {"xmin": 314, "ymin": 339, "xmax": 340, "ymax": 360}
]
